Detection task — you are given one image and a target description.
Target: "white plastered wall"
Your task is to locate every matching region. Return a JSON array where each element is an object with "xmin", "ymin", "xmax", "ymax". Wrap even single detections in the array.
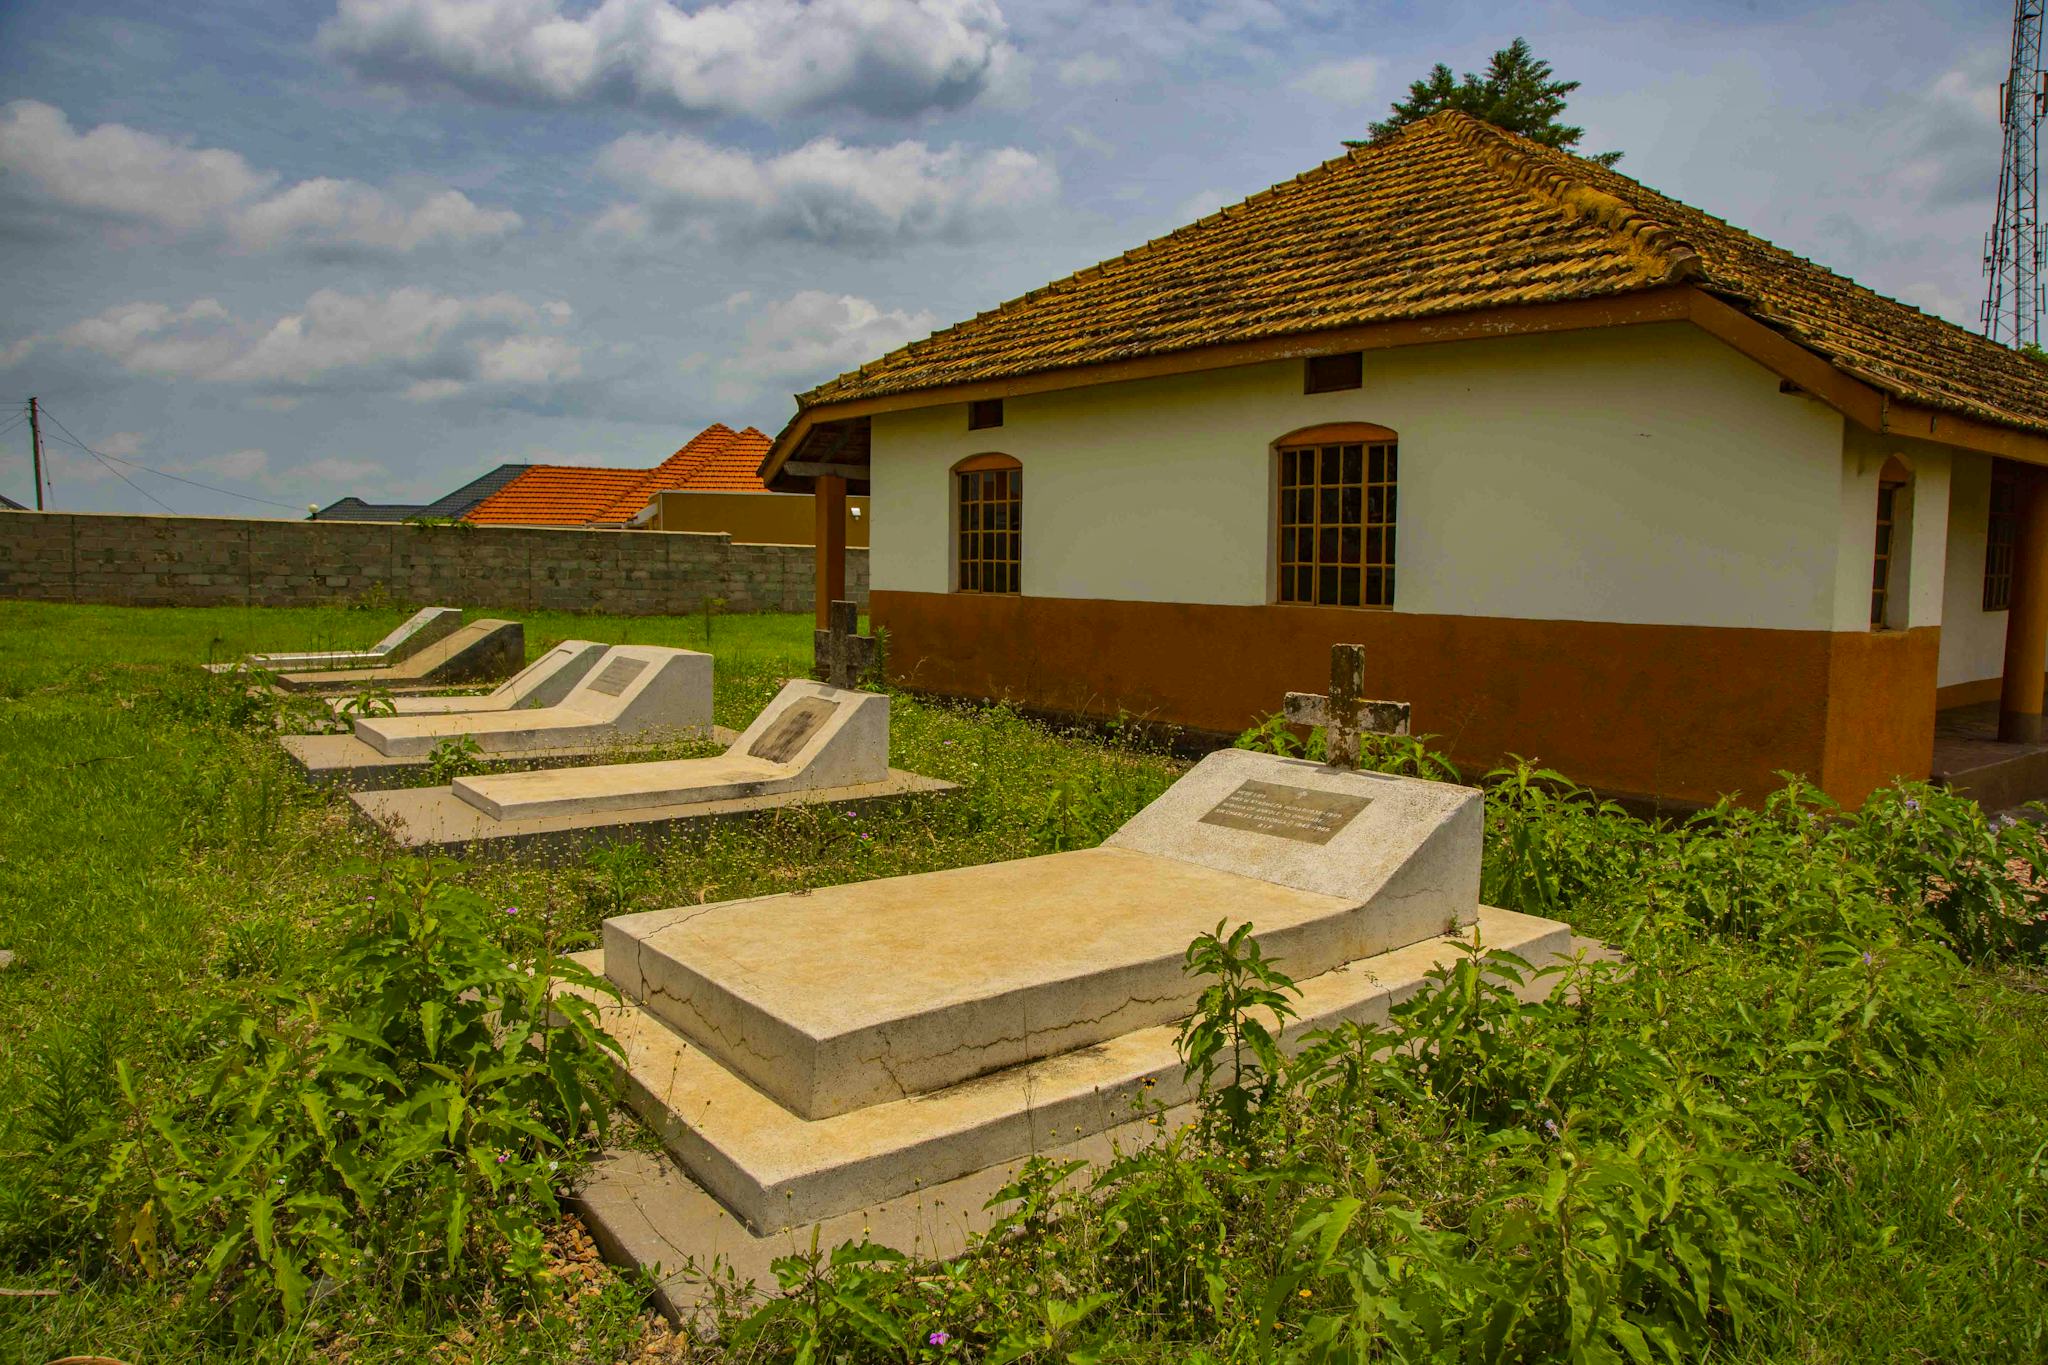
[
  {"xmin": 869, "ymin": 322, "xmax": 1855, "ymax": 630},
  {"xmin": 1938, "ymin": 448, "xmax": 2012, "ymax": 689}
]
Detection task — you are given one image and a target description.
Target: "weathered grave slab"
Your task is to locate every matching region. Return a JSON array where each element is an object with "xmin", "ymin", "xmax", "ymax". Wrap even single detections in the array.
[
  {"xmin": 327, "ymin": 639, "xmax": 605, "ymax": 716},
  {"xmin": 239, "ymin": 606, "xmax": 462, "ymax": 672},
  {"xmin": 550, "ymin": 748, "xmax": 1571, "ymax": 1240},
  {"xmin": 350, "ymin": 645, "xmax": 712, "ymax": 757},
  {"xmin": 347, "ymin": 679, "xmax": 949, "ymax": 857},
  {"xmin": 278, "ymin": 726, "xmax": 739, "ymax": 792},
  {"xmin": 602, "ymin": 749, "xmax": 1477, "ymax": 1123},
  {"xmin": 271, "ymin": 619, "xmax": 524, "ymax": 693},
  {"xmin": 353, "ymin": 769, "xmax": 951, "ymax": 856},
  {"xmin": 453, "ymin": 678, "xmax": 886, "ymax": 819},
  {"xmin": 563, "ymin": 906, "xmax": 1574, "ymax": 1234},
  {"xmin": 572, "ymin": 1110, "xmax": 1181, "ymax": 1323}
]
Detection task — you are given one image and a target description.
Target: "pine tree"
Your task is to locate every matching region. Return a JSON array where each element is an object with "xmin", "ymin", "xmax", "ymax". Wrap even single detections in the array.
[{"xmin": 1352, "ymin": 38, "xmax": 1621, "ymax": 167}]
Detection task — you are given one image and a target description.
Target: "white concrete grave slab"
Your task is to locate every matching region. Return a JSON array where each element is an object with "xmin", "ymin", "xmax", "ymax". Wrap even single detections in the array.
[
  {"xmin": 271, "ymin": 619, "xmax": 524, "ymax": 694},
  {"xmin": 557, "ymin": 747, "xmax": 1573, "ymax": 1240},
  {"xmin": 347, "ymin": 678, "xmax": 951, "ymax": 854},
  {"xmin": 604, "ymin": 748, "xmax": 1477, "ymax": 1123},
  {"xmin": 349, "ymin": 645, "xmax": 712, "ymax": 757},
  {"xmin": 245, "ymin": 606, "xmax": 462, "ymax": 672},
  {"xmin": 452, "ymin": 677, "xmax": 884, "ymax": 820},
  {"xmin": 329, "ymin": 639, "xmax": 606, "ymax": 716}
]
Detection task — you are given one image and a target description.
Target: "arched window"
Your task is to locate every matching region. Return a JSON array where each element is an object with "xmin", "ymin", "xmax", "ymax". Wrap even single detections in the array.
[
  {"xmin": 1274, "ymin": 423, "xmax": 1397, "ymax": 608},
  {"xmin": 1871, "ymin": 454, "xmax": 1912, "ymax": 630},
  {"xmin": 954, "ymin": 453, "xmax": 1021, "ymax": 594}
]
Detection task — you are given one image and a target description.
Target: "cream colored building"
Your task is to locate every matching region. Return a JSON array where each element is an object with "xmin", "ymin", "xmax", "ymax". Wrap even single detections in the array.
[{"xmin": 763, "ymin": 112, "xmax": 2048, "ymax": 808}]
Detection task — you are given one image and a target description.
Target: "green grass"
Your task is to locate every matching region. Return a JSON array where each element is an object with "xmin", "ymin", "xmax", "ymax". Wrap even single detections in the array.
[
  {"xmin": 0, "ymin": 597, "xmax": 820, "ymax": 675},
  {"xmin": 1, "ymin": 602, "xmax": 2045, "ymax": 1363},
  {"xmin": 0, "ymin": 601, "xmax": 1180, "ymax": 1362}
]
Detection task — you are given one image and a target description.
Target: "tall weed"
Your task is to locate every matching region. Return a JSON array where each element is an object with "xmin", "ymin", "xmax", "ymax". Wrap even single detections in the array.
[{"xmin": 94, "ymin": 864, "xmax": 620, "ymax": 1340}]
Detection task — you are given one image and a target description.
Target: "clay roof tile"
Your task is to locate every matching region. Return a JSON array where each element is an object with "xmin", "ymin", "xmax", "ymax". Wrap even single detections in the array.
[{"xmin": 787, "ymin": 110, "xmax": 2048, "ymax": 436}]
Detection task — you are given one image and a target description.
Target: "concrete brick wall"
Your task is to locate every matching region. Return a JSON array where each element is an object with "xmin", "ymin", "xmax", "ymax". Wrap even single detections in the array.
[{"xmin": 0, "ymin": 512, "xmax": 868, "ymax": 615}]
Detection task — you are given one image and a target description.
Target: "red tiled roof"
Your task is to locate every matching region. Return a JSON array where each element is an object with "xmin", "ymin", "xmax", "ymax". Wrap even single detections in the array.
[
  {"xmin": 465, "ymin": 423, "xmax": 771, "ymax": 526},
  {"xmin": 465, "ymin": 465, "xmax": 648, "ymax": 526},
  {"xmin": 673, "ymin": 427, "xmax": 773, "ymax": 492}
]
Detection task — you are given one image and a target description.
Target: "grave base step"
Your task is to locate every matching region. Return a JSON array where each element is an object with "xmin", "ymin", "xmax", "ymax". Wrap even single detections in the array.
[{"xmin": 559, "ymin": 904, "xmax": 1575, "ymax": 1236}]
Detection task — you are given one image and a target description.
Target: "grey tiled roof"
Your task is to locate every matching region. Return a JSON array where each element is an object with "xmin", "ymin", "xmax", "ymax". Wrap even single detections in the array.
[{"xmin": 311, "ymin": 464, "xmax": 532, "ymax": 523}]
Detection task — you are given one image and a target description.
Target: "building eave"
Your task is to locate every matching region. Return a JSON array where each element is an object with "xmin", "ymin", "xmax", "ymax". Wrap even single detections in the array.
[{"xmin": 761, "ymin": 285, "xmax": 2048, "ymax": 487}]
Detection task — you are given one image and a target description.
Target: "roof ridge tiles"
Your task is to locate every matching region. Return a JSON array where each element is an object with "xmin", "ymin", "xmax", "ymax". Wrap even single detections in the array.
[{"xmin": 1444, "ymin": 114, "xmax": 1701, "ymax": 286}]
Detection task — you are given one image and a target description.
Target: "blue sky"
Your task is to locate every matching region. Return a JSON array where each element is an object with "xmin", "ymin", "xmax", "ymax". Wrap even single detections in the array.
[{"xmin": 0, "ymin": 0, "xmax": 2016, "ymax": 515}]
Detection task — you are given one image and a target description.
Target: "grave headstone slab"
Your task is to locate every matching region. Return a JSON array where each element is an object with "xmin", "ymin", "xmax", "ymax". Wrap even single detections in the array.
[
  {"xmin": 748, "ymin": 697, "xmax": 839, "ymax": 763},
  {"xmin": 350, "ymin": 645, "xmax": 711, "ymax": 757}
]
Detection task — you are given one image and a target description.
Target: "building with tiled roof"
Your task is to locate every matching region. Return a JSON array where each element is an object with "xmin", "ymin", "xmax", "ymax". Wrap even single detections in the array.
[
  {"xmin": 465, "ymin": 424, "xmax": 772, "ymax": 527},
  {"xmin": 764, "ymin": 110, "xmax": 2048, "ymax": 810}
]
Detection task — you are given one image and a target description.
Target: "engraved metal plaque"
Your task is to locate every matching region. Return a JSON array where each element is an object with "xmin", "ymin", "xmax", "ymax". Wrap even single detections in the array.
[
  {"xmin": 586, "ymin": 656, "xmax": 649, "ymax": 698},
  {"xmin": 747, "ymin": 697, "xmax": 838, "ymax": 764},
  {"xmin": 1198, "ymin": 779, "xmax": 1370, "ymax": 845}
]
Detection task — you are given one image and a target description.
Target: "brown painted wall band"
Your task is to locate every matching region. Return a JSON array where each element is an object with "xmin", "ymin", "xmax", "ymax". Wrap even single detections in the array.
[{"xmin": 871, "ymin": 590, "xmax": 1941, "ymax": 807}]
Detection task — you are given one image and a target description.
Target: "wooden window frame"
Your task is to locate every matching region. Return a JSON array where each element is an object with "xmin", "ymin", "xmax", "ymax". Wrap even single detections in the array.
[
  {"xmin": 1986, "ymin": 465, "xmax": 2017, "ymax": 611},
  {"xmin": 968, "ymin": 397, "xmax": 1004, "ymax": 430},
  {"xmin": 1870, "ymin": 457, "xmax": 1911, "ymax": 631},
  {"xmin": 1304, "ymin": 353, "xmax": 1363, "ymax": 394},
  {"xmin": 953, "ymin": 452, "xmax": 1021, "ymax": 595},
  {"xmin": 1273, "ymin": 422, "xmax": 1397, "ymax": 610}
]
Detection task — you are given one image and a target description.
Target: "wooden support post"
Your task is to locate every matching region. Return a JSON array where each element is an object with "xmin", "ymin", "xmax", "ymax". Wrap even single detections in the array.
[
  {"xmin": 814, "ymin": 473, "xmax": 847, "ymax": 630},
  {"xmin": 2000, "ymin": 469, "xmax": 2048, "ymax": 743}
]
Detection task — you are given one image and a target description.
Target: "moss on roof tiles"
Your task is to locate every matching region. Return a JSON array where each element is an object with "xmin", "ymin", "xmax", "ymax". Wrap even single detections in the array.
[{"xmin": 793, "ymin": 110, "xmax": 2048, "ymax": 437}]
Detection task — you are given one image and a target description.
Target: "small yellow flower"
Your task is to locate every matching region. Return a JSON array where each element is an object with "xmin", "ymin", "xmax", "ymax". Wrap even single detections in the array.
[{"xmin": 1298, "ymin": 1288, "xmax": 1312, "ymax": 1299}]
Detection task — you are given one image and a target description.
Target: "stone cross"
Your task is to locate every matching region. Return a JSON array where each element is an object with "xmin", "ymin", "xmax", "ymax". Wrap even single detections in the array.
[
  {"xmin": 813, "ymin": 599, "xmax": 877, "ymax": 690},
  {"xmin": 1284, "ymin": 643, "xmax": 1410, "ymax": 769}
]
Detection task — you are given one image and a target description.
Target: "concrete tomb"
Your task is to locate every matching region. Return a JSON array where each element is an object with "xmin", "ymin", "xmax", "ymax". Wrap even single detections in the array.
[
  {"xmin": 283, "ymin": 643, "xmax": 722, "ymax": 789},
  {"xmin": 559, "ymin": 746, "xmax": 1575, "ymax": 1268},
  {"xmin": 350, "ymin": 645, "xmax": 712, "ymax": 757},
  {"xmin": 329, "ymin": 639, "xmax": 607, "ymax": 716},
  {"xmin": 242, "ymin": 606, "xmax": 463, "ymax": 673},
  {"xmin": 271, "ymin": 619, "xmax": 525, "ymax": 694},
  {"xmin": 350, "ymin": 677, "xmax": 951, "ymax": 853}
]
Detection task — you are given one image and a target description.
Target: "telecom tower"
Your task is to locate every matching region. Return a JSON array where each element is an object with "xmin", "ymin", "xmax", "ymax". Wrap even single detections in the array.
[{"xmin": 1985, "ymin": 0, "xmax": 2047, "ymax": 348}]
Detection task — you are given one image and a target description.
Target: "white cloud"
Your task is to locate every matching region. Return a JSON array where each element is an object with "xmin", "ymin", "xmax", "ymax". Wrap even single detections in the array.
[
  {"xmin": 0, "ymin": 99, "xmax": 270, "ymax": 230},
  {"xmin": 0, "ymin": 100, "xmax": 520, "ymax": 253},
  {"xmin": 717, "ymin": 290, "xmax": 937, "ymax": 401},
  {"xmin": 318, "ymin": 0, "xmax": 1015, "ymax": 119},
  {"xmin": 233, "ymin": 179, "xmax": 521, "ymax": 252},
  {"xmin": 1291, "ymin": 57, "xmax": 1384, "ymax": 106},
  {"xmin": 42, "ymin": 288, "xmax": 581, "ymax": 398},
  {"xmin": 473, "ymin": 333, "xmax": 583, "ymax": 383},
  {"xmin": 596, "ymin": 133, "xmax": 1057, "ymax": 247},
  {"xmin": 1056, "ymin": 53, "xmax": 1122, "ymax": 87}
]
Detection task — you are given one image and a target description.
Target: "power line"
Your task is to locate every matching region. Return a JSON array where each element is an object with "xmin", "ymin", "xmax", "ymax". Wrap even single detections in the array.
[
  {"xmin": 65, "ymin": 433, "xmax": 175, "ymax": 513},
  {"xmin": 35, "ymin": 403, "xmax": 306, "ymax": 512}
]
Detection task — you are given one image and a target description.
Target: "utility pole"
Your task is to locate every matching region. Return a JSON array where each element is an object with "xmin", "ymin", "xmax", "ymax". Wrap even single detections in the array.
[
  {"xmin": 27, "ymin": 396, "xmax": 43, "ymax": 511},
  {"xmin": 1984, "ymin": 0, "xmax": 2046, "ymax": 349}
]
